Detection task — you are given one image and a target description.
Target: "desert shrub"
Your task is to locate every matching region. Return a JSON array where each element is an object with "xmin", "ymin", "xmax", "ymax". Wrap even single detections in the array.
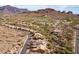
[
  {"xmin": 47, "ymin": 43, "xmax": 52, "ymax": 49},
  {"xmin": 64, "ymin": 17, "xmax": 73, "ymax": 23},
  {"xmin": 54, "ymin": 47, "xmax": 73, "ymax": 54}
]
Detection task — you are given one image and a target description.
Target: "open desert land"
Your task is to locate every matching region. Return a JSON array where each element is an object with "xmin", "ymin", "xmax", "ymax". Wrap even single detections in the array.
[
  {"xmin": 0, "ymin": 5, "xmax": 79, "ymax": 54},
  {"xmin": 0, "ymin": 24, "xmax": 29, "ymax": 54}
]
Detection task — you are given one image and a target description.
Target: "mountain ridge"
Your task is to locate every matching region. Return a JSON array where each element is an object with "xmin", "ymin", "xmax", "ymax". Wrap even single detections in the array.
[{"xmin": 0, "ymin": 5, "xmax": 29, "ymax": 13}]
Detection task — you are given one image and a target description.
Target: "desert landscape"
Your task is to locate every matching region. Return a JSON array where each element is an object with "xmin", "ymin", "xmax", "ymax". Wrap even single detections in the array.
[{"xmin": 0, "ymin": 5, "xmax": 79, "ymax": 54}]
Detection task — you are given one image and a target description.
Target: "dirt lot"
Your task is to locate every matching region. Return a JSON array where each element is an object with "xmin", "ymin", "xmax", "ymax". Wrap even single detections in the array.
[{"xmin": 0, "ymin": 25, "xmax": 28, "ymax": 54}]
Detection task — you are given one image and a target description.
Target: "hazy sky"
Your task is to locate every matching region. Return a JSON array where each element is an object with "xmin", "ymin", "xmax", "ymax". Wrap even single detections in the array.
[
  {"xmin": 1, "ymin": 5, "xmax": 79, "ymax": 14},
  {"xmin": 13, "ymin": 5, "xmax": 79, "ymax": 14}
]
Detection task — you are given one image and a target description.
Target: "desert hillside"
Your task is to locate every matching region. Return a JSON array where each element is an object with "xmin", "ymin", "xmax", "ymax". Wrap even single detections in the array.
[{"xmin": 0, "ymin": 5, "xmax": 79, "ymax": 54}]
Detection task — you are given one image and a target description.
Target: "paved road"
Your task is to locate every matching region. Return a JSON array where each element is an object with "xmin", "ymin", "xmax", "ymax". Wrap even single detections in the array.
[
  {"xmin": 73, "ymin": 26, "xmax": 79, "ymax": 54},
  {"xmin": 20, "ymin": 32, "xmax": 34, "ymax": 54},
  {"xmin": 75, "ymin": 29, "xmax": 79, "ymax": 54},
  {"xmin": 76, "ymin": 37, "xmax": 79, "ymax": 54}
]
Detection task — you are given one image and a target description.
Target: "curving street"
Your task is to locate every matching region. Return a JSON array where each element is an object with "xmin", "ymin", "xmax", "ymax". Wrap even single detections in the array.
[{"xmin": 20, "ymin": 32, "xmax": 34, "ymax": 54}]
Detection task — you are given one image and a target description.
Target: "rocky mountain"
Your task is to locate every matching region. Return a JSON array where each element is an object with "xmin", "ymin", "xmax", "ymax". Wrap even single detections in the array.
[
  {"xmin": 0, "ymin": 5, "xmax": 29, "ymax": 13},
  {"xmin": 30, "ymin": 8, "xmax": 79, "ymax": 20}
]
